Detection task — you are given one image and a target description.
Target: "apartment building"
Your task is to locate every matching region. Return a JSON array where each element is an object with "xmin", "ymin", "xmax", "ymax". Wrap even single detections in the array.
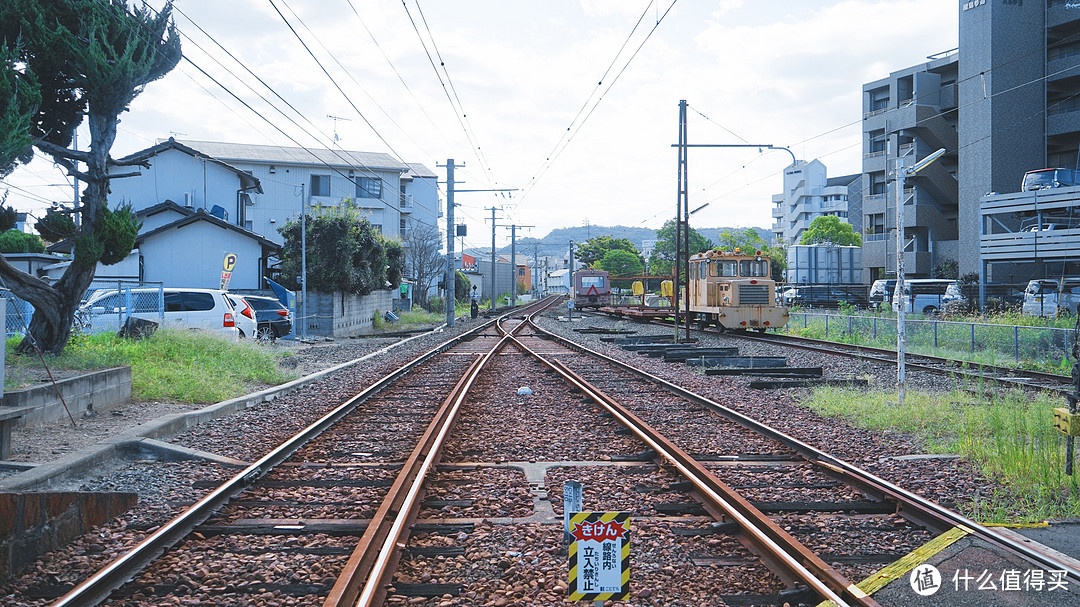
[
  {"xmin": 862, "ymin": 2, "xmax": 1080, "ymax": 285},
  {"xmin": 860, "ymin": 52, "xmax": 959, "ymax": 284},
  {"xmin": 770, "ymin": 159, "xmax": 860, "ymax": 245}
]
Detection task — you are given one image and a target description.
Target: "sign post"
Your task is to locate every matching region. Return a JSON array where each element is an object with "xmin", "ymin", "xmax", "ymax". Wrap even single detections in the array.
[
  {"xmin": 563, "ymin": 481, "xmax": 582, "ymax": 545},
  {"xmin": 220, "ymin": 252, "xmax": 237, "ymax": 290},
  {"xmin": 567, "ymin": 512, "xmax": 630, "ymax": 603}
]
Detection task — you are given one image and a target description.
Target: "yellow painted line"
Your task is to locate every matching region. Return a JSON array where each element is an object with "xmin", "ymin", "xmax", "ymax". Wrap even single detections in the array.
[
  {"xmin": 980, "ymin": 521, "xmax": 1050, "ymax": 528},
  {"xmin": 815, "ymin": 526, "xmax": 971, "ymax": 607}
]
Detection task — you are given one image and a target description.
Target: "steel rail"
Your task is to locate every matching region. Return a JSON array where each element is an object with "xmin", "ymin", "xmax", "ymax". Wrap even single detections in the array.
[
  {"xmin": 533, "ymin": 319, "xmax": 1080, "ymax": 584},
  {"xmin": 507, "ymin": 329, "xmax": 869, "ymax": 607},
  {"xmin": 49, "ymin": 316, "xmax": 513, "ymax": 607},
  {"xmin": 324, "ymin": 353, "xmax": 488, "ymax": 606},
  {"xmin": 328, "ymin": 300, "xmax": 557, "ymax": 606}
]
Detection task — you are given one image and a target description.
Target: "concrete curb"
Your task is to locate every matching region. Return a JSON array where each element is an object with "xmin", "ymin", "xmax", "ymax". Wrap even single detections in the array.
[{"xmin": 0, "ymin": 327, "xmax": 444, "ymax": 491}]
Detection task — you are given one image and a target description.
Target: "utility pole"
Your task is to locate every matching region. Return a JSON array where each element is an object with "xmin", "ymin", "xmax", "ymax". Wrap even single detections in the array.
[
  {"xmin": 568, "ymin": 240, "xmax": 574, "ymax": 321},
  {"xmin": 486, "ymin": 206, "xmax": 501, "ymax": 313},
  {"xmin": 300, "ymin": 183, "xmax": 307, "ymax": 341},
  {"xmin": 675, "ymin": 100, "xmax": 688, "ymax": 341},
  {"xmin": 437, "ymin": 159, "xmax": 463, "ymax": 327},
  {"xmin": 502, "ymin": 224, "xmax": 533, "ymax": 307},
  {"xmin": 532, "ymin": 243, "xmax": 540, "ymax": 295}
]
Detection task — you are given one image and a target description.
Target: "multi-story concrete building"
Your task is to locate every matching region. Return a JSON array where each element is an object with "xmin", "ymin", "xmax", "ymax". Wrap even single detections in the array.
[
  {"xmin": 860, "ymin": 51, "xmax": 959, "ymax": 284},
  {"xmin": 963, "ymin": 0, "xmax": 1080, "ymax": 283},
  {"xmin": 863, "ymin": 2, "xmax": 1080, "ymax": 286},
  {"xmin": 770, "ymin": 159, "xmax": 860, "ymax": 246}
]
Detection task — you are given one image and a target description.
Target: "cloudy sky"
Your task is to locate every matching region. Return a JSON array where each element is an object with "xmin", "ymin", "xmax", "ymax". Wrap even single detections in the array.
[{"xmin": 3, "ymin": 0, "xmax": 958, "ymax": 251}]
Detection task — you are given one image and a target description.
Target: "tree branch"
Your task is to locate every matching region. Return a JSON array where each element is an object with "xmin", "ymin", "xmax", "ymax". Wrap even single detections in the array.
[
  {"xmin": 104, "ymin": 171, "xmax": 143, "ymax": 180},
  {"xmin": 107, "ymin": 156, "xmax": 151, "ymax": 169},
  {"xmin": 32, "ymin": 138, "xmax": 90, "ymax": 163}
]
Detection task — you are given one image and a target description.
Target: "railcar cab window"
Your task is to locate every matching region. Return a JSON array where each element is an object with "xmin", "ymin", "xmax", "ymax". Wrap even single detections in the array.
[
  {"xmin": 712, "ymin": 260, "xmax": 738, "ymax": 277},
  {"xmin": 580, "ymin": 275, "xmax": 605, "ymax": 288},
  {"xmin": 740, "ymin": 260, "xmax": 769, "ymax": 277}
]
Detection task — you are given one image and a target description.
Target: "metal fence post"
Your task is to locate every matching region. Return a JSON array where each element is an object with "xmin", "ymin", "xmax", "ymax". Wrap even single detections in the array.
[
  {"xmin": 873, "ymin": 316, "xmax": 877, "ymax": 340},
  {"xmin": 971, "ymin": 323, "xmax": 975, "ymax": 354},
  {"xmin": 1015, "ymin": 325, "xmax": 1020, "ymax": 363},
  {"xmin": 825, "ymin": 314, "xmax": 829, "ymax": 337},
  {"xmin": 934, "ymin": 321, "xmax": 938, "ymax": 349}
]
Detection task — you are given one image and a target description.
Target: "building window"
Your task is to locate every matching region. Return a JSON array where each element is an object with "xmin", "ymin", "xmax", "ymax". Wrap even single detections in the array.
[
  {"xmin": 869, "ymin": 86, "xmax": 890, "ymax": 112},
  {"xmin": 870, "ymin": 172, "xmax": 887, "ymax": 196},
  {"xmin": 399, "ymin": 217, "xmax": 407, "ymax": 232},
  {"xmin": 866, "ymin": 213, "xmax": 886, "ymax": 238},
  {"xmin": 310, "ymin": 174, "xmax": 330, "ymax": 197},
  {"xmin": 355, "ymin": 176, "xmax": 382, "ymax": 199},
  {"xmin": 868, "ymin": 129, "xmax": 886, "ymax": 154}
]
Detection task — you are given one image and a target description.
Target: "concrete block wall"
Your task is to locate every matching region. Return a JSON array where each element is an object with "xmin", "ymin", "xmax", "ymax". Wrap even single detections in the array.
[
  {"xmin": 303, "ymin": 289, "xmax": 393, "ymax": 338},
  {"xmin": 0, "ymin": 491, "xmax": 137, "ymax": 582},
  {"xmin": 3, "ymin": 367, "xmax": 131, "ymax": 426}
]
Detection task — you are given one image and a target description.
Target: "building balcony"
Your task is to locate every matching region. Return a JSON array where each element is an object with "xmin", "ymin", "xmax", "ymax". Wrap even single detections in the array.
[{"xmin": 1047, "ymin": 106, "xmax": 1080, "ymax": 138}]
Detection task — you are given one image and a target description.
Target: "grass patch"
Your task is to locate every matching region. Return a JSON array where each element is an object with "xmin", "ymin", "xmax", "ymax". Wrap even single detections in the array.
[
  {"xmin": 803, "ymin": 385, "xmax": 1080, "ymax": 523},
  {"xmin": 6, "ymin": 330, "xmax": 296, "ymax": 403}
]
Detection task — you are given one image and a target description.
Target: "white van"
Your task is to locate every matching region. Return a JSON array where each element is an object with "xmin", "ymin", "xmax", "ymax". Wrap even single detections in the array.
[
  {"xmin": 79, "ymin": 287, "xmax": 240, "ymax": 337},
  {"xmin": 1022, "ymin": 279, "xmax": 1080, "ymax": 318},
  {"xmin": 891, "ymin": 279, "xmax": 958, "ymax": 315}
]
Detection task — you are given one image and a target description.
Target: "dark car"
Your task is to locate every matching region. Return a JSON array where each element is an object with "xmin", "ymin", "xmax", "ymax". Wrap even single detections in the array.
[
  {"xmin": 784, "ymin": 285, "xmax": 868, "ymax": 309},
  {"xmin": 242, "ymin": 295, "xmax": 292, "ymax": 340}
]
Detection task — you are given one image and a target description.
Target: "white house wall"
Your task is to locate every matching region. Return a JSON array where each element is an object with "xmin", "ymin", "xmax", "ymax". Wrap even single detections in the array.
[
  {"xmin": 140, "ymin": 222, "xmax": 265, "ymax": 290},
  {"xmin": 109, "ymin": 149, "xmax": 241, "ymax": 215},
  {"xmin": 231, "ymin": 163, "xmax": 404, "ymax": 244}
]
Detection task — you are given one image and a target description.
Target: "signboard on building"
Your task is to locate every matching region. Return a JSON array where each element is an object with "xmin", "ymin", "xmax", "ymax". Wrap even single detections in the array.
[{"xmin": 567, "ymin": 512, "xmax": 630, "ymax": 602}]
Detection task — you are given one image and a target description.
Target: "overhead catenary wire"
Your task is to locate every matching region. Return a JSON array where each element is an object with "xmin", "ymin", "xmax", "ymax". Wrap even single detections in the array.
[
  {"xmin": 77, "ymin": 0, "xmax": 445, "ymax": 233},
  {"xmin": 517, "ymin": 0, "xmax": 680, "ymax": 207}
]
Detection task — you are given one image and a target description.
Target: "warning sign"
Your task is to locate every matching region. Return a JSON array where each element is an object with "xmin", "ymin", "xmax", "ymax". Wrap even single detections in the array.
[{"xmin": 567, "ymin": 512, "xmax": 630, "ymax": 602}]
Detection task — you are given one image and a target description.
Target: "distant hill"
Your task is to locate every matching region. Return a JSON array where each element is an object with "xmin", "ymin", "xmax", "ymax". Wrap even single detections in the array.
[{"xmin": 490, "ymin": 225, "xmax": 772, "ymax": 258}]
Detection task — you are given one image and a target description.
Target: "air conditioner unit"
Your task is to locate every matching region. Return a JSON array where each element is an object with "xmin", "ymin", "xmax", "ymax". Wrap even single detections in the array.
[{"xmin": 184, "ymin": 192, "xmax": 193, "ymax": 207}]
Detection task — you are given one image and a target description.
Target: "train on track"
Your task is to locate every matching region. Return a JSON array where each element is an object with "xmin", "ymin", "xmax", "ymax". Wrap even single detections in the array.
[
  {"xmin": 686, "ymin": 249, "xmax": 788, "ymax": 331},
  {"xmin": 573, "ymin": 269, "xmax": 611, "ymax": 308},
  {"xmin": 579, "ymin": 250, "xmax": 788, "ymax": 332}
]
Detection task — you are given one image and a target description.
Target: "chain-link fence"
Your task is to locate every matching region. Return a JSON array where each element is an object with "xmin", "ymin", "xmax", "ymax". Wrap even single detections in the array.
[
  {"xmin": 788, "ymin": 311, "xmax": 1075, "ymax": 371},
  {"xmin": 3, "ymin": 280, "xmax": 165, "ymax": 337}
]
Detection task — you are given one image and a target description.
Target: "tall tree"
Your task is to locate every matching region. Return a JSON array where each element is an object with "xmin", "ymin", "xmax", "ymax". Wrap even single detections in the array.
[
  {"xmin": 648, "ymin": 218, "xmax": 712, "ymax": 277},
  {"xmin": 716, "ymin": 227, "xmax": 786, "ymax": 282},
  {"xmin": 278, "ymin": 206, "xmax": 401, "ymax": 296},
  {"xmin": 576, "ymin": 235, "xmax": 642, "ymax": 268},
  {"xmin": 402, "ymin": 218, "xmax": 444, "ymax": 310},
  {"xmin": 798, "ymin": 215, "xmax": 862, "ymax": 246},
  {"xmin": 0, "ymin": 0, "xmax": 181, "ymax": 354}
]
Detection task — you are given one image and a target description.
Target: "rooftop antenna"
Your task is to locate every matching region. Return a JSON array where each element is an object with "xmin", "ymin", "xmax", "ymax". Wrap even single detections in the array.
[{"xmin": 327, "ymin": 114, "xmax": 350, "ymax": 143}]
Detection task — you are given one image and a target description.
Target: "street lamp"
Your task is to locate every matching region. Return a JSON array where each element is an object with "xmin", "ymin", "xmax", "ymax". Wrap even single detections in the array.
[{"xmin": 894, "ymin": 147, "xmax": 946, "ymax": 406}]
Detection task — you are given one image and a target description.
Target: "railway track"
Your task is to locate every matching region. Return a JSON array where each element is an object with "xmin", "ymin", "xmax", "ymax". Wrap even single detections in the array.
[
  {"xmin": 44, "ymin": 298, "xmax": 1080, "ymax": 606},
  {"xmin": 589, "ymin": 310, "xmax": 1075, "ymax": 393}
]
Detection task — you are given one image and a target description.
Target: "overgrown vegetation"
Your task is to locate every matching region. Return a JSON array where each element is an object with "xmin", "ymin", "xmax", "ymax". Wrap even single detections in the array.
[
  {"xmin": 5, "ymin": 330, "xmax": 294, "ymax": 403},
  {"xmin": 803, "ymin": 385, "xmax": 1080, "ymax": 522},
  {"xmin": 782, "ymin": 309, "xmax": 1077, "ymax": 375}
]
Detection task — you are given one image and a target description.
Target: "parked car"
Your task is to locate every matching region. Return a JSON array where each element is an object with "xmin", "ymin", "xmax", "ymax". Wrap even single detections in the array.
[
  {"xmin": 1022, "ymin": 278, "xmax": 1080, "ymax": 318},
  {"xmin": 225, "ymin": 294, "xmax": 258, "ymax": 339},
  {"xmin": 1021, "ymin": 168, "xmax": 1080, "ymax": 192},
  {"xmin": 868, "ymin": 279, "xmax": 897, "ymax": 309},
  {"xmin": 892, "ymin": 279, "xmax": 957, "ymax": 315},
  {"xmin": 78, "ymin": 287, "xmax": 240, "ymax": 338},
  {"xmin": 783, "ymin": 285, "xmax": 868, "ymax": 308},
  {"xmin": 240, "ymin": 295, "xmax": 292, "ymax": 340}
]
